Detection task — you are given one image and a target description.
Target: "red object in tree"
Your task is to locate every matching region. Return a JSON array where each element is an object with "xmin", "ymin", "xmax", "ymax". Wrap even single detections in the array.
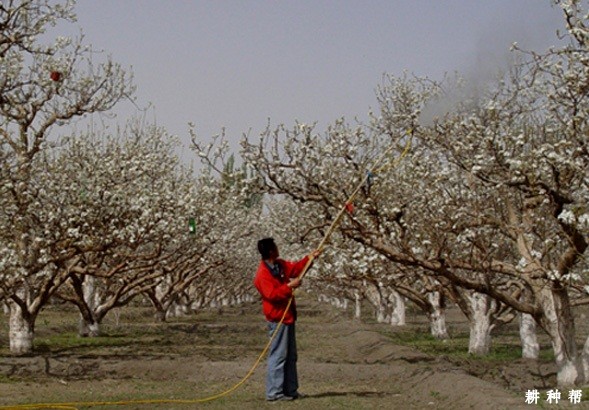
[
  {"xmin": 345, "ymin": 202, "xmax": 354, "ymax": 215},
  {"xmin": 50, "ymin": 71, "xmax": 62, "ymax": 82}
]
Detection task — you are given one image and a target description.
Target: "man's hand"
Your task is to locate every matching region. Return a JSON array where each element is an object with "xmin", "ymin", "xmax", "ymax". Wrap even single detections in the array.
[{"xmin": 288, "ymin": 277, "xmax": 302, "ymax": 289}]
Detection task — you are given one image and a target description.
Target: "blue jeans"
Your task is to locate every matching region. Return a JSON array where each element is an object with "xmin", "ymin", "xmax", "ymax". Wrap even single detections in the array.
[{"xmin": 266, "ymin": 322, "xmax": 298, "ymax": 399}]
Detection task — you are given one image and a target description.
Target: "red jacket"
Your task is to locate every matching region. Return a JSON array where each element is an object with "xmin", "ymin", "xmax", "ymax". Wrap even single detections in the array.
[{"xmin": 253, "ymin": 256, "xmax": 309, "ymax": 324}]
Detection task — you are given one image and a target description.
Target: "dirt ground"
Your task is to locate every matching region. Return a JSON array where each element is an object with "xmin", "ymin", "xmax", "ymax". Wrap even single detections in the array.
[{"xmin": 0, "ymin": 293, "xmax": 584, "ymax": 409}]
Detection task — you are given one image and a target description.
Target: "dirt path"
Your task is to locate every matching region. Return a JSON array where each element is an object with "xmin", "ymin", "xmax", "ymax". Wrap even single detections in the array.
[{"xmin": 0, "ymin": 295, "xmax": 531, "ymax": 409}]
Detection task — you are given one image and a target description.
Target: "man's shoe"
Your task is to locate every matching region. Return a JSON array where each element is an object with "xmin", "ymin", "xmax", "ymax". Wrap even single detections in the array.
[
  {"xmin": 286, "ymin": 392, "xmax": 306, "ymax": 400},
  {"xmin": 267, "ymin": 395, "xmax": 295, "ymax": 402}
]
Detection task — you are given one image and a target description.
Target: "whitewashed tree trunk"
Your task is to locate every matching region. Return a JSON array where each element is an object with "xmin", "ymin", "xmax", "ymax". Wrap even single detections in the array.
[
  {"xmin": 389, "ymin": 289, "xmax": 406, "ymax": 326},
  {"xmin": 354, "ymin": 291, "xmax": 362, "ymax": 319},
  {"xmin": 582, "ymin": 335, "xmax": 589, "ymax": 384},
  {"xmin": 365, "ymin": 283, "xmax": 389, "ymax": 323},
  {"xmin": 539, "ymin": 287, "xmax": 584, "ymax": 387},
  {"xmin": 468, "ymin": 292, "xmax": 494, "ymax": 355},
  {"xmin": 2, "ymin": 302, "xmax": 9, "ymax": 315},
  {"xmin": 376, "ymin": 301, "xmax": 388, "ymax": 323},
  {"xmin": 173, "ymin": 303, "xmax": 187, "ymax": 317},
  {"xmin": 9, "ymin": 300, "xmax": 35, "ymax": 355},
  {"xmin": 519, "ymin": 313, "xmax": 539, "ymax": 359},
  {"xmin": 79, "ymin": 320, "xmax": 100, "ymax": 338},
  {"xmin": 154, "ymin": 310, "xmax": 167, "ymax": 322},
  {"xmin": 164, "ymin": 301, "xmax": 187, "ymax": 319},
  {"xmin": 191, "ymin": 299, "xmax": 202, "ymax": 311},
  {"xmin": 428, "ymin": 291, "xmax": 448, "ymax": 339},
  {"xmin": 181, "ymin": 302, "xmax": 190, "ymax": 315},
  {"xmin": 79, "ymin": 276, "xmax": 101, "ymax": 337},
  {"xmin": 155, "ymin": 282, "xmax": 167, "ymax": 303},
  {"xmin": 164, "ymin": 303, "xmax": 176, "ymax": 319}
]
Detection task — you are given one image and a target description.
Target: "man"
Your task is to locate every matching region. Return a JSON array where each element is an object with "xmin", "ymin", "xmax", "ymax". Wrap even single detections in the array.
[{"xmin": 253, "ymin": 237, "xmax": 320, "ymax": 402}]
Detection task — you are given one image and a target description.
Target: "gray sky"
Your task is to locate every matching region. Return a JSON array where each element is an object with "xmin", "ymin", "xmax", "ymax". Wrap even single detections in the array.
[{"xmin": 64, "ymin": 0, "xmax": 564, "ymax": 157}]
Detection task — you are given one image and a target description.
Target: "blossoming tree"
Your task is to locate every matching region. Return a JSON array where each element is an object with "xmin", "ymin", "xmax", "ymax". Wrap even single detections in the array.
[{"xmin": 0, "ymin": 0, "xmax": 134, "ymax": 353}]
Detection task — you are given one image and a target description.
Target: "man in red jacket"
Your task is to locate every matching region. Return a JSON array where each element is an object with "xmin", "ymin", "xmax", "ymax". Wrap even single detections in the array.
[{"xmin": 254, "ymin": 237, "xmax": 320, "ymax": 402}]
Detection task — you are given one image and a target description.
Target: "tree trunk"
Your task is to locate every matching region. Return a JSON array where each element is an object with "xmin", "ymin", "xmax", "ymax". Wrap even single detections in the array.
[
  {"xmin": 78, "ymin": 317, "xmax": 100, "ymax": 337},
  {"xmin": 171, "ymin": 302, "xmax": 188, "ymax": 318},
  {"xmin": 389, "ymin": 289, "xmax": 406, "ymax": 326},
  {"xmin": 145, "ymin": 288, "xmax": 167, "ymax": 322},
  {"xmin": 191, "ymin": 299, "xmax": 202, "ymax": 311},
  {"xmin": 9, "ymin": 301, "xmax": 35, "ymax": 355},
  {"xmin": 154, "ymin": 309, "xmax": 167, "ymax": 322},
  {"xmin": 354, "ymin": 291, "xmax": 362, "ymax": 319},
  {"xmin": 468, "ymin": 292, "xmax": 494, "ymax": 356},
  {"xmin": 582, "ymin": 335, "xmax": 589, "ymax": 384},
  {"xmin": 364, "ymin": 283, "xmax": 389, "ymax": 323},
  {"xmin": 427, "ymin": 291, "xmax": 448, "ymax": 339},
  {"xmin": 376, "ymin": 301, "xmax": 389, "ymax": 323},
  {"xmin": 79, "ymin": 276, "xmax": 101, "ymax": 337},
  {"xmin": 539, "ymin": 286, "xmax": 584, "ymax": 387},
  {"xmin": 519, "ymin": 313, "xmax": 539, "ymax": 359}
]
